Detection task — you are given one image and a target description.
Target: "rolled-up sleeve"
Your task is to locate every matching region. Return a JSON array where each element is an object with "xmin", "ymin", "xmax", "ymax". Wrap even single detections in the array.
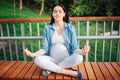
[
  {"xmin": 41, "ymin": 26, "xmax": 49, "ymax": 53},
  {"xmin": 71, "ymin": 25, "xmax": 79, "ymax": 53}
]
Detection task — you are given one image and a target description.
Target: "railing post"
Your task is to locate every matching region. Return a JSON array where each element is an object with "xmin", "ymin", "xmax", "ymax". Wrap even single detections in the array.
[
  {"xmin": 94, "ymin": 21, "xmax": 98, "ymax": 62},
  {"xmin": 77, "ymin": 21, "xmax": 80, "ymax": 47},
  {"xmin": 29, "ymin": 22, "xmax": 33, "ymax": 52},
  {"xmin": 109, "ymin": 21, "xmax": 113, "ymax": 62},
  {"xmin": 0, "ymin": 23, "xmax": 7, "ymax": 60},
  {"xmin": 37, "ymin": 22, "xmax": 41, "ymax": 49},
  {"xmin": 21, "ymin": 23, "xmax": 27, "ymax": 61},
  {"xmin": 13, "ymin": 23, "xmax": 19, "ymax": 61},
  {"xmin": 86, "ymin": 21, "xmax": 89, "ymax": 62},
  {"xmin": 117, "ymin": 22, "xmax": 120, "ymax": 62},
  {"xmin": 102, "ymin": 21, "xmax": 106, "ymax": 62},
  {"xmin": 7, "ymin": 24, "xmax": 13, "ymax": 60}
]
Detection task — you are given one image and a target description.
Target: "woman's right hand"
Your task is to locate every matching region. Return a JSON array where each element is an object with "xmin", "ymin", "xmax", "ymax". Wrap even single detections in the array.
[{"xmin": 23, "ymin": 49, "xmax": 34, "ymax": 58}]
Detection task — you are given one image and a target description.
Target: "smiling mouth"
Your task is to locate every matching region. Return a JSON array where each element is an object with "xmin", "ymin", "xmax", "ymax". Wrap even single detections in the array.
[{"xmin": 55, "ymin": 16, "xmax": 60, "ymax": 18}]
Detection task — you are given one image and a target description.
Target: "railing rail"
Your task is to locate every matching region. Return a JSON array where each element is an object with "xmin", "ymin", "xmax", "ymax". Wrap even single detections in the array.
[
  {"xmin": 0, "ymin": 17, "xmax": 120, "ymax": 23},
  {"xmin": 0, "ymin": 17, "xmax": 120, "ymax": 62}
]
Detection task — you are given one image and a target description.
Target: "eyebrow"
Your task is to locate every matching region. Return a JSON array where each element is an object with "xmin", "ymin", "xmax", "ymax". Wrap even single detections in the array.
[{"xmin": 53, "ymin": 10, "xmax": 63, "ymax": 12}]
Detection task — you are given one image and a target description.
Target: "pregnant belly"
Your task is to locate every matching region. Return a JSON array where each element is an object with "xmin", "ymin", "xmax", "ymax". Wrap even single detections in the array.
[{"xmin": 50, "ymin": 44, "xmax": 69, "ymax": 61}]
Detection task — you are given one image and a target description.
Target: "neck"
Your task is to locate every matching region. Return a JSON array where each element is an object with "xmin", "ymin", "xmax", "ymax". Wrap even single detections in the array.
[{"xmin": 54, "ymin": 21, "xmax": 64, "ymax": 28}]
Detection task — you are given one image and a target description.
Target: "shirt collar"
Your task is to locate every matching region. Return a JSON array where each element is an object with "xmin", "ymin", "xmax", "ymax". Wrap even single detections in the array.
[{"xmin": 49, "ymin": 22, "xmax": 68, "ymax": 29}]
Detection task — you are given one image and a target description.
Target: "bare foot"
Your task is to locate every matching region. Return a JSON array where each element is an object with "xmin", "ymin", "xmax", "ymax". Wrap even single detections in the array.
[
  {"xmin": 23, "ymin": 49, "xmax": 34, "ymax": 57},
  {"xmin": 47, "ymin": 70, "xmax": 51, "ymax": 75}
]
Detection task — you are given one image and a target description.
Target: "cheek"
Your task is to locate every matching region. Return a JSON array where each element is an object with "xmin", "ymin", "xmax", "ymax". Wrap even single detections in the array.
[{"xmin": 52, "ymin": 13, "xmax": 57, "ymax": 17}]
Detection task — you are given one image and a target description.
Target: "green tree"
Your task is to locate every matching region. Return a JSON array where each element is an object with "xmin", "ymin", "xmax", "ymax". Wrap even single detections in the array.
[
  {"xmin": 19, "ymin": 0, "xmax": 23, "ymax": 10},
  {"xmin": 69, "ymin": 0, "xmax": 98, "ymax": 16},
  {"xmin": 34, "ymin": 0, "xmax": 44, "ymax": 15}
]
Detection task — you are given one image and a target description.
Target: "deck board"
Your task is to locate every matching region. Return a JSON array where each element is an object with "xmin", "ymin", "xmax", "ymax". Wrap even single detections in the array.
[
  {"xmin": 84, "ymin": 62, "xmax": 96, "ymax": 80},
  {"xmin": 91, "ymin": 62, "xmax": 105, "ymax": 80},
  {"xmin": 0, "ymin": 60, "xmax": 120, "ymax": 80},
  {"xmin": 104, "ymin": 62, "xmax": 120, "ymax": 80},
  {"xmin": 31, "ymin": 67, "xmax": 41, "ymax": 79},
  {"xmin": 98, "ymin": 62, "xmax": 113, "ymax": 80},
  {"xmin": 78, "ymin": 63, "xmax": 88, "ymax": 80},
  {"xmin": 16, "ymin": 62, "xmax": 33, "ymax": 79},
  {"xmin": 111, "ymin": 62, "xmax": 120, "ymax": 75}
]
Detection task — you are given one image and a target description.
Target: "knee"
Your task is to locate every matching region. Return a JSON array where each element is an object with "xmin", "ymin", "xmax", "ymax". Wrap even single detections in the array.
[
  {"xmin": 74, "ymin": 54, "xmax": 83, "ymax": 64},
  {"xmin": 34, "ymin": 55, "xmax": 46, "ymax": 66},
  {"xmin": 34, "ymin": 56, "xmax": 41, "ymax": 65}
]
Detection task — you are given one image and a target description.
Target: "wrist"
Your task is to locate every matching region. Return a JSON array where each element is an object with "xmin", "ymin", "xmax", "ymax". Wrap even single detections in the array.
[{"xmin": 30, "ymin": 53, "xmax": 35, "ymax": 58}]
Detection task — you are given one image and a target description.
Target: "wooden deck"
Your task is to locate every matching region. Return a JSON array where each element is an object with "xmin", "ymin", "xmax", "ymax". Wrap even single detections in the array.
[{"xmin": 0, "ymin": 61, "xmax": 119, "ymax": 80}]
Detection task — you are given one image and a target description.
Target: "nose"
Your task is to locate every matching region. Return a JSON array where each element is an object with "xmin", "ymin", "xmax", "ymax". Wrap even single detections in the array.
[{"xmin": 56, "ymin": 12, "xmax": 60, "ymax": 15}]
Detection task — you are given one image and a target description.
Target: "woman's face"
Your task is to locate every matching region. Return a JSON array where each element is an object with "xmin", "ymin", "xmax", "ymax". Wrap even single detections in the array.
[{"xmin": 52, "ymin": 6, "xmax": 66, "ymax": 22}]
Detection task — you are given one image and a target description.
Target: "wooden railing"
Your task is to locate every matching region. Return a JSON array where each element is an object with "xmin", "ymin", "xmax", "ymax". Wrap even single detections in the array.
[{"xmin": 0, "ymin": 17, "xmax": 120, "ymax": 62}]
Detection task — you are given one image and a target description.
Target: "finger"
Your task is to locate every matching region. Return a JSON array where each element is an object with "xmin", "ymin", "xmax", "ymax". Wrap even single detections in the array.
[
  {"xmin": 82, "ymin": 48, "xmax": 86, "ymax": 54},
  {"xmin": 86, "ymin": 42, "xmax": 89, "ymax": 45},
  {"xmin": 85, "ymin": 45, "xmax": 90, "ymax": 51}
]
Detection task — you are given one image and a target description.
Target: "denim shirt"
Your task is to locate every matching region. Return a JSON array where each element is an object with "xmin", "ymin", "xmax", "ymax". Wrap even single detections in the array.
[{"xmin": 41, "ymin": 22, "xmax": 79, "ymax": 56}]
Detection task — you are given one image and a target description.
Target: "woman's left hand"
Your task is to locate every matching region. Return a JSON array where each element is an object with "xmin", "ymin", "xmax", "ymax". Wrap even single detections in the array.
[{"xmin": 81, "ymin": 44, "xmax": 90, "ymax": 55}]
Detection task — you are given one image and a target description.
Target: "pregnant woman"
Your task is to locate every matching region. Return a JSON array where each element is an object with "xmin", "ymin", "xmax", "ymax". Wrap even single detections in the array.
[{"xmin": 24, "ymin": 3, "xmax": 90, "ymax": 79}]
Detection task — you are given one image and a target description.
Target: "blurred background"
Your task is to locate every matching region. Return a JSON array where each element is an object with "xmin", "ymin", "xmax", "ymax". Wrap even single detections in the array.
[
  {"xmin": 0, "ymin": 0, "xmax": 120, "ymax": 18},
  {"xmin": 0, "ymin": 0, "xmax": 120, "ymax": 61}
]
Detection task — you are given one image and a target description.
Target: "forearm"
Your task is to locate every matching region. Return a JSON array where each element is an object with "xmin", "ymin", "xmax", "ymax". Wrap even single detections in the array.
[
  {"xmin": 73, "ymin": 48, "xmax": 82, "ymax": 55},
  {"xmin": 32, "ymin": 49, "xmax": 46, "ymax": 57},
  {"xmin": 74, "ymin": 44, "xmax": 90, "ymax": 55}
]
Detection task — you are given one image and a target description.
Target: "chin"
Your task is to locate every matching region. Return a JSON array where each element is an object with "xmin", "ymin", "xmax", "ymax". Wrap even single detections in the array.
[{"xmin": 55, "ymin": 19, "xmax": 63, "ymax": 21}]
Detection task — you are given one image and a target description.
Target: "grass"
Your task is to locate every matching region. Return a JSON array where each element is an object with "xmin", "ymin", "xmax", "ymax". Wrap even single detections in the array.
[
  {"xmin": 0, "ymin": 0, "xmax": 50, "ymax": 18},
  {"xmin": 0, "ymin": 0, "xmax": 119, "ymax": 61}
]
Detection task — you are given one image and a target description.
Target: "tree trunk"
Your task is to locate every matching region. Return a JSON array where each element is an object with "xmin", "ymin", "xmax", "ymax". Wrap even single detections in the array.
[
  {"xmin": 20, "ymin": 0, "xmax": 22, "ymax": 10},
  {"xmin": 14, "ymin": 0, "xmax": 16, "ymax": 17},
  {"xmin": 39, "ymin": 0, "xmax": 44, "ymax": 15}
]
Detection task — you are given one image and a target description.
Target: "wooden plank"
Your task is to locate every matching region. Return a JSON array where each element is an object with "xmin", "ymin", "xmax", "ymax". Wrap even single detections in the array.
[
  {"xmin": 0, "ymin": 60, "xmax": 4, "ymax": 65},
  {"xmin": 91, "ymin": 62, "xmax": 105, "ymax": 80},
  {"xmin": 117, "ymin": 62, "xmax": 120, "ymax": 66},
  {"xmin": 98, "ymin": 62, "xmax": 113, "ymax": 80},
  {"xmin": 16, "ymin": 62, "xmax": 33, "ymax": 79},
  {"xmin": 111, "ymin": 62, "xmax": 120, "ymax": 75},
  {"xmin": 84, "ymin": 62, "xmax": 96, "ymax": 80},
  {"xmin": 104, "ymin": 62, "xmax": 120, "ymax": 80},
  {"xmin": 0, "ymin": 61, "xmax": 119, "ymax": 80},
  {"xmin": 1, "ymin": 61, "xmax": 19, "ymax": 79},
  {"xmin": 78, "ymin": 62, "xmax": 88, "ymax": 80},
  {"xmin": 0, "ymin": 61, "xmax": 16, "ymax": 77},
  {"xmin": 8, "ymin": 62, "xmax": 22, "ymax": 80},
  {"xmin": 8, "ymin": 61, "xmax": 27, "ymax": 79},
  {"xmin": 32, "ymin": 67, "xmax": 41, "ymax": 80},
  {"xmin": 39, "ymin": 69, "xmax": 48, "ymax": 80},
  {"xmin": 47, "ymin": 72, "xmax": 56, "ymax": 80},
  {"xmin": 55, "ymin": 73, "xmax": 64, "ymax": 80},
  {"xmin": 0, "ymin": 61, "xmax": 9, "ymax": 72},
  {"xmin": 63, "ymin": 74, "xmax": 71, "ymax": 80},
  {"xmin": 24, "ymin": 63, "xmax": 37, "ymax": 80}
]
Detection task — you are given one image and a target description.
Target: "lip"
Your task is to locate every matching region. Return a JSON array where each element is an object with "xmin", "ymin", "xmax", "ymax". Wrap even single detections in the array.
[
  {"xmin": 55, "ymin": 16, "xmax": 60, "ymax": 18},
  {"xmin": 55, "ymin": 17, "xmax": 60, "ymax": 19}
]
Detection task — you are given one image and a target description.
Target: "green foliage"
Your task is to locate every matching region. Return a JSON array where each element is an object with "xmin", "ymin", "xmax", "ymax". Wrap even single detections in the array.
[
  {"xmin": 69, "ymin": 0, "xmax": 98, "ymax": 16},
  {"xmin": 33, "ymin": 0, "xmax": 41, "ymax": 3},
  {"xmin": 0, "ymin": 0, "xmax": 50, "ymax": 18},
  {"xmin": 1, "ymin": 0, "xmax": 119, "ymax": 17},
  {"xmin": 68, "ymin": 0, "xmax": 120, "ymax": 16}
]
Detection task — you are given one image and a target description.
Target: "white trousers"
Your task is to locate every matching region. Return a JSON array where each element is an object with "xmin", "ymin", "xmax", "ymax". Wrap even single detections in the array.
[{"xmin": 34, "ymin": 53, "xmax": 83, "ymax": 73}]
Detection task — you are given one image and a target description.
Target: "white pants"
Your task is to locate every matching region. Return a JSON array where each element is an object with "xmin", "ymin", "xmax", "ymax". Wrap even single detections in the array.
[{"xmin": 34, "ymin": 53, "xmax": 83, "ymax": 73}]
